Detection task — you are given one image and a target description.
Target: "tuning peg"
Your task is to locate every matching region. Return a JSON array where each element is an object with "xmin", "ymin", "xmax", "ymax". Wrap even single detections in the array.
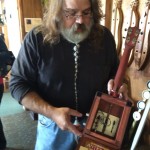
[{"xmin": 147, "ymin": 80, "xmax": 150, "ymax": 89}]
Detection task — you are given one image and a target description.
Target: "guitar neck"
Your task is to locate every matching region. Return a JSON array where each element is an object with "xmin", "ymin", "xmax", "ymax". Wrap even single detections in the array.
[
  {"xmin": 111, "ymin": 26, "xmax": 140, "ymax": 96},
  {"xmin": 113, "ymin": 45, "xmax": 133, "ymax": 92}
]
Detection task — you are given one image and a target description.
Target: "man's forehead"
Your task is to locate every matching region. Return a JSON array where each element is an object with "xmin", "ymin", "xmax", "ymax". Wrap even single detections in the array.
[{"xmin": 63, "ymin": 0, "xmax": 91, "ymax": 10}]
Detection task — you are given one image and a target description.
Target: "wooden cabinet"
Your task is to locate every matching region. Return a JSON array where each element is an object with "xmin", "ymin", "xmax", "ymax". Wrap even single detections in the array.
[{"xmin": 17, "ymin": 0, "xmax": 43, "ymax": 41}]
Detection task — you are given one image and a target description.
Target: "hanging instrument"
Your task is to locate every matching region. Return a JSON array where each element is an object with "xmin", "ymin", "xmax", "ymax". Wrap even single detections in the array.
[
  {"xmin": 121, "ymin": 0, "xmax": 140, "ymax": 66},
  {"xmin": 111, "ymin": 0, "xmax": 123, "ymax": 55},
  {"xmin": 134, "ymin": 0, "xmax": 150, "ymax": 70}
]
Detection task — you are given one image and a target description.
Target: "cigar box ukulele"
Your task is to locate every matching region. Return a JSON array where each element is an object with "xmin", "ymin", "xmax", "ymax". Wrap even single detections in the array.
[{"xmin": 76, "ymin": 27, "xmax": 140, "ymax": 150}]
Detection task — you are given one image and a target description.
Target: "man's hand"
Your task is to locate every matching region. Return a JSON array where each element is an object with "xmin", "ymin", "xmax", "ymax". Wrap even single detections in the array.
[
  {"xmin": 21, "ymin": 91, "xmax": 83, "ymax": 136},
  {"xmin": 107, "ymin": 79, "xmax": 129, "ymax": 100},
  {"xmin": 50, "ymin": 107, "xmax": 83, "ymax": 137}
]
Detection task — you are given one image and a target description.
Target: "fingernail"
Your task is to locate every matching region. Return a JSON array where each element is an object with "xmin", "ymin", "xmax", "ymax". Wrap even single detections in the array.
[{"xmin": 119, "ymin": 93, "xmax": 123, "ymax": 99}]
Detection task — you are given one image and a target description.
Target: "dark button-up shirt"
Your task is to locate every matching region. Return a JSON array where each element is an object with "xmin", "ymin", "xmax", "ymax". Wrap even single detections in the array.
[{"xmin": 9, "ymin": 26, "xmax": 119, "ymax": 114}]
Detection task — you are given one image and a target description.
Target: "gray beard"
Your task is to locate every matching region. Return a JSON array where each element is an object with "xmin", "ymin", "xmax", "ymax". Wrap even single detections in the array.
[{"xmin": 60, "ymin": 21, "xmax": 93, "ymax": 44}]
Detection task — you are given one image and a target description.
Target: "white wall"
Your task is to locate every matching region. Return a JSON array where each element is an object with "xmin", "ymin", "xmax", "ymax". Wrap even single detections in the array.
[{"xmin": 4, "ymin": 0, "xmax": 21, "ymax": 57}]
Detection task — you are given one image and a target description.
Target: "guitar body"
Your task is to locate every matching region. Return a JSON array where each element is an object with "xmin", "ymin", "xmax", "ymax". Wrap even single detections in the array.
[{"xmin": 76, "ymin": 92, "xmax": 132, "ymax": 150}]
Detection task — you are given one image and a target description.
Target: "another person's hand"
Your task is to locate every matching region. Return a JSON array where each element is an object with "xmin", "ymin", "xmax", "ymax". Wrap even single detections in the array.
[
  {"xmin": 107, "ymin": 79, "xmax": 129, "ymax": 100},
  {"xmin": 51, "ymin": 107, "xmax": 83, "ymax": 136}
]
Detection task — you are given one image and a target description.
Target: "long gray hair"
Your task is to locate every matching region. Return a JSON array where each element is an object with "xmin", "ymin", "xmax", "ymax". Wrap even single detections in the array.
[{"xmin": 38, "ymin": 0, "xmax": 104, "ymax": 45}]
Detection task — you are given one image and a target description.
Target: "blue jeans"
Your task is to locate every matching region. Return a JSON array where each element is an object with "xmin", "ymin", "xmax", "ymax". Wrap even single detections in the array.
[{"xmin": 35, "ymin": 114, "xmax": 79, "ymax": 150}]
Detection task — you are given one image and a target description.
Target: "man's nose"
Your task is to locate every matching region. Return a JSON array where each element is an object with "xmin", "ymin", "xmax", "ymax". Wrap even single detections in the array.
[{"xmin": 75, "ymin": 15, "xmax": 84, "ymax": 24}]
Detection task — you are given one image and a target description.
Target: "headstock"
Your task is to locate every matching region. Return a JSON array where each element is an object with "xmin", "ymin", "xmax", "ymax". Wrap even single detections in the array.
[
  {"xmin": 130, "ymin": 0, "xmax": 139, "ymax": 7},
  {"xmin": 125, "ymin": 27, "xmax": 141, "ymax": 48}
]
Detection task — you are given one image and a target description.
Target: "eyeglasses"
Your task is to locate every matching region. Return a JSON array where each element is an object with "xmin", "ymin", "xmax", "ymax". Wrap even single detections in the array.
[{"xmin": 63, "ymin": 9, "xmax": 92, "ymax": 20}]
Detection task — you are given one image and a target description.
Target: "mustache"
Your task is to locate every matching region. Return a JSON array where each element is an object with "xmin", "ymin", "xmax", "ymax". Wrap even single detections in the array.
[
  {"xmin": 59, "ymin": 20, "xmax": 93, "ymax": 43},
  {"xmin": 73, "ymin": 23, "xmax": 86, "ymax": 32}
]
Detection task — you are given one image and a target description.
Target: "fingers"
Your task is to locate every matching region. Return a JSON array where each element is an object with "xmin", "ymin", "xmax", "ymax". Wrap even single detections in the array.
[
  {"xmin": 67, "ymin": 121, "xmax": 82, "ymax": 137},
  {"xmin": 118, "ymin": 83, "xmax": 129, "ymax": 100},
  {"xmin": 52, "ymin": 107, "xmax": 83, "ymax": 136},
  {"xmin": 107, "ymin": 79, "xmax": 129, "ymax": 100},
  {"xmin": 58, "ymin": 118, "xmax": 82, "ymax": 137},
  {"xmin": 68, "ymin": 109, "xmax": 83, "ymax": 118},
  {"xmin": 67, "ymin": 109, "xmax": 83, "ymax": 136}
]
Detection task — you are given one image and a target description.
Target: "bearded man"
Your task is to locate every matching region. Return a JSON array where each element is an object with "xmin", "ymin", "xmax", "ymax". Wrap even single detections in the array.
[{"xmin": 9, "ymin": 0, "xmax": 128, "ymax": 150}]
